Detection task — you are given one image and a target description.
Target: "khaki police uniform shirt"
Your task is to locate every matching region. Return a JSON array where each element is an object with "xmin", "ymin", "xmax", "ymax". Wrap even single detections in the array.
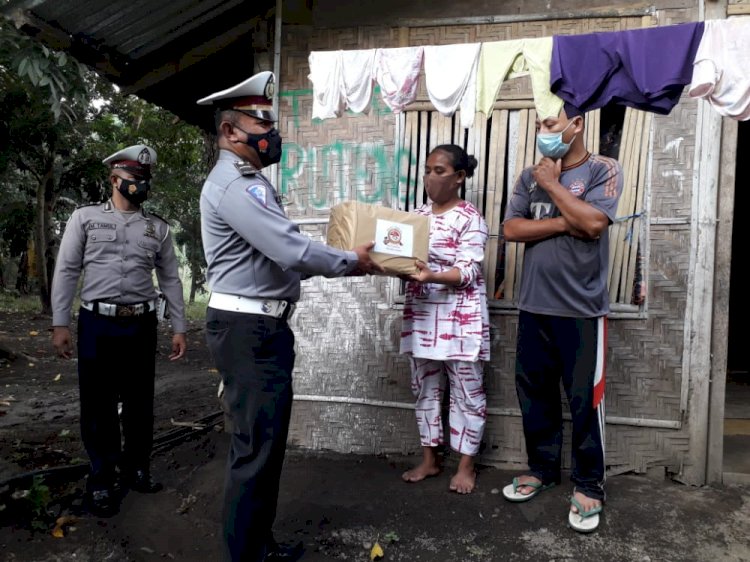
[
  {"xmin": 200, "ymin": 150, "xmax": 358, "ymax": 301},
  {"xmin": 51, "ymin": 200, "xmax": 187, "ymax": 333}
]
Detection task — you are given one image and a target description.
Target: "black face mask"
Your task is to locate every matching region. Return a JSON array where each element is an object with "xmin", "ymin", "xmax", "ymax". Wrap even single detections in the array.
[
  {"xmin": 237, "ymin": 127, "xmax": 283, "ymax": 167},
  {"xmin": 117, "ymin": 178, "xmax": 151, "ymax": 205}
]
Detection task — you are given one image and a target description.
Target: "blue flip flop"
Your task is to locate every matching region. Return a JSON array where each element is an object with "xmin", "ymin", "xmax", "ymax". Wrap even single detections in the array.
[
  {"xmin": 568, "ymin": 496, "xmax": 602, "ymax": 533},
  {"xmin": 502, "ymin": 476, "xmax": 555, "ymax": 502}
]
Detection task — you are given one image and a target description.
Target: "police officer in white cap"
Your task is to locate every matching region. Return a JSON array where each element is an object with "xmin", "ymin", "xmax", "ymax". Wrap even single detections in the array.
[
  {"xmin": 197, "ymin": 72, "xmax": 381, "ymax": 562},
  {"xmin": 51, "ymin": 144, "xmax": 187, "ymax": 517}
]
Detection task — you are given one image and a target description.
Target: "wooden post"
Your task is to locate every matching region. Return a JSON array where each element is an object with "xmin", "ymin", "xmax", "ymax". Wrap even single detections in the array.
[
  {"xmin": 681, "ymin": 103, "xmax": 723, "ymax": 485},
  {"xmin": 681, "ymin": 0, "xmax": 728, "ymax": 487},
  {"xmin": 706, "ymin": 118, "xmax": 738, "ymax": 484}
]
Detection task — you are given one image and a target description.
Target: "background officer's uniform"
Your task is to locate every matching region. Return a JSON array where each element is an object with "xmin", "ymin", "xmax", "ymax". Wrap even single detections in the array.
[
  {"xmin": 51, "ymin": 146, "xmax": 186, "ymax": 499},
  {"xmin": 198, "ymin": 72, "xmax": 358, "ymax": 562}
]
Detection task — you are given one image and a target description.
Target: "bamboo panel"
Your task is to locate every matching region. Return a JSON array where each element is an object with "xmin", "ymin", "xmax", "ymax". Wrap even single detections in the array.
[
  {"xmin": 514, "ymin": 108, "xmax": 538, "ymax": 289},
  {"xmin": 586, "ymin": 109, "xmax": 601, "ymax": 154},
  {"xmin": 474, "ymin": 115, "xmax": 488, "ymax": 214},
  {"xmin": 485, "ymin": 109, "xmax": 509, "ymax": 296},
  {"xmin": 610, "ymin": 108, "xmax": 637, "ymax": 299},
  {"xmin": 395, "ymin": 113, "xmax": 406, "ymax": 209},
  {"xmin": 464, "ymin": 114, "xmax": 478, "ymax": 208},
  {"xmin": 591, "ymin": 109, "xmax": 601, "ymax": 153},
  {"xmin": 728, "ymin": 0, "xmax": 750, "ymax": 15},
  {"xmin": 617, "ymin": 110, "xmax": 645, "ymax": 301},
  {"xmin": 484, "ymin": 109, "xmax": 508, "ymax": 238},
  {"xmin": 417, "ymin": 113, "xmax": 429, "ymax": 203},
  {"xmin": 428, "ymin": 112, "xmax": 439, "ymax": 162},
  {"xmin": 609, "ymin": 107, "xmax": 636, "ymax": 299},
  {"xmin": 453, "ymin": 112, "xmax": 463, "ymax": 146},
  {"xmin": 624, "ymin": 112, "xmax": 652, "ymax": 302},
  {"xmin": 503, "ymin": 109, "xmax": 529, "ymax": 301},
  {"xmin": 406, "ymin": 111, "xmax": 418, "ymax": 210},
  {"xmin": 609, "ymin": 108, "xmax": 649, "ymax": 303}
]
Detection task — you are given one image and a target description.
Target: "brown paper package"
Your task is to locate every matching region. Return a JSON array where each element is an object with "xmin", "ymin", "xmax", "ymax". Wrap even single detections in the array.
[{"xmin": 327, "ymin": 201, "xmax": 430, "ymax": 276}]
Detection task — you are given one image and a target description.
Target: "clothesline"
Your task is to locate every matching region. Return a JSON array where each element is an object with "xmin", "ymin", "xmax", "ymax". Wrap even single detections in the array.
[{"xmin": 307, "ymin": 17, "xmax": 750, "ymax": 127}]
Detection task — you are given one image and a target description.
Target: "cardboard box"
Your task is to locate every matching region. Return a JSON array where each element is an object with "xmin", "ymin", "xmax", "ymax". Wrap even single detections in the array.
[{"xmin": 327, "ymin": 201, "xmax": 430, "ymax": 276}]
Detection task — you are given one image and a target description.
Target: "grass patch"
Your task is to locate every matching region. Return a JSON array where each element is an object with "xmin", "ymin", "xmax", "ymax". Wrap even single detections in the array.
[
  {"xmin": 185, "ymin": 297, "xmax": 208, "ymax": 321},
  {"xmin": 0, "ymin": 293, "xmax": 42, "ymax": 314},
  {"xmin": 0, "ymin": 291, "xmax": 209, "ymax": 322}
]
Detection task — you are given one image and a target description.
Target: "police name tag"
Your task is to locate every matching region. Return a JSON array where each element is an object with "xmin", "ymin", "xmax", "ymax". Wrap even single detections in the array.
[{"xmin": 373, "ymin": 219, "xmax": 414, "ymax": 257}]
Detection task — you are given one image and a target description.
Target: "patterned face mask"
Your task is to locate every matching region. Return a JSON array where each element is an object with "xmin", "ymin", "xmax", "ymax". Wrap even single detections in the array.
[
  {"xmin": 117, "ymin": 178, "xmax": 150, "ymax": 205},
  {"xmin": 237, "ymin": 127, "xmax": 283, "ymax": 167}
]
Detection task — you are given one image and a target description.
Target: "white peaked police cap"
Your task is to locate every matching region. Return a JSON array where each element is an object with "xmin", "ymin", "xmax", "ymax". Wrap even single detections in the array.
[
  {"xmin": 102, "ymin": 144, "xmax": 157, "ymax": 178},
  {"xmin": 196, "ymin": 71, "xmax": 277, "ymax": 122}
]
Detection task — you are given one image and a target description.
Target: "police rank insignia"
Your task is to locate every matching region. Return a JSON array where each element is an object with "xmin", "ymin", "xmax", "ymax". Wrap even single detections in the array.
[
  {"xmin": 246, "ymin": 185, "xmax": 267, "ymax": 206},
  {"xmin": 138, "ymin": 148, "xmax": 152, "ymax": 165}
]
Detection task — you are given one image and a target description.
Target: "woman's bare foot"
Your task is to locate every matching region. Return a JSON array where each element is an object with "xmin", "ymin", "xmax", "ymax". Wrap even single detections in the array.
[
  {"xmin": 402, "ymin": 447, "xmax": 441, "ymax": 483},
  {"xmin": 402, "ymin": 462, "xmax": 441, "ymax": 482},
  {"xmin": 449, "ymin": 455, "xmax": 476, "ymax": 494}
]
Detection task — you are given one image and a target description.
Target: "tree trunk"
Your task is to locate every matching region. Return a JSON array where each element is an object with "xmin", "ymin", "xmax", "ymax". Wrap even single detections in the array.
[
  {"xmin": 16, "ymin": 251, "xmax": 29, "ymax": 294},
  {"xmin": 34, "ymin": 161, "xmax": 55, "ymax": 314}
]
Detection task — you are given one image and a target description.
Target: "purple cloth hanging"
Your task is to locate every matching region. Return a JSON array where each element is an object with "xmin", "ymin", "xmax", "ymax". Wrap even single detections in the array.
[{"xmin": 551, "ymin": 22, "xmax": 705, "ymax": 115}]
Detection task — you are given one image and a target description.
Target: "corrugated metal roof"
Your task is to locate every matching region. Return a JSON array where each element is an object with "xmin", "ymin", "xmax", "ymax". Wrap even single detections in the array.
[{"xmin": 2, "ymin": 0, "xmax": 276, "ymax": 131}]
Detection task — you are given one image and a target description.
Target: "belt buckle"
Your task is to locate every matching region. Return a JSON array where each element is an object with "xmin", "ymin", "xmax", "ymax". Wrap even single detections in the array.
[
  {"xmin": 117, "ymin": 305, "xmax": 134, "ymax": 317},
  {"xmin": 261, "ymin": 300, "xmax": 275, "ymax": 315}
]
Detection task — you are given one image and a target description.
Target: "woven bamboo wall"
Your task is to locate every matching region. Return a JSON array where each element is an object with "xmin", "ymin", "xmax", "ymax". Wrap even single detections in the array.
[{"xmin": 283, "ymin": 6, "xmax": 702, "ymax": 476}]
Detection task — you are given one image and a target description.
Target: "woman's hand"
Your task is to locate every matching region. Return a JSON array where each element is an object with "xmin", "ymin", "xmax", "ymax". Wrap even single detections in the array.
[{"xmin": 406, "ymin": 260, "xmax": 434, "ymax": 283}]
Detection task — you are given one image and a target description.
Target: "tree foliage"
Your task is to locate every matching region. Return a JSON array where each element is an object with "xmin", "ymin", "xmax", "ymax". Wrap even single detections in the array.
[{"xmin": 0, "ymin": 16, "xmax": 207, "ymax": 308}]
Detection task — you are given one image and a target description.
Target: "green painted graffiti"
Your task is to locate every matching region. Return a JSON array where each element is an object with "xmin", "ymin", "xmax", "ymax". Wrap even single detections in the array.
[{"xmin": 280, "ymin": 142, "xmax": 416, "ymax": 210}]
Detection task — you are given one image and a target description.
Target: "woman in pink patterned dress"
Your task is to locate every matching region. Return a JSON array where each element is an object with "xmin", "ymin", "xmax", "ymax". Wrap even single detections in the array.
[{"xmin": 400, "ymin": 144, "xmax": 490, "ymax": 494}]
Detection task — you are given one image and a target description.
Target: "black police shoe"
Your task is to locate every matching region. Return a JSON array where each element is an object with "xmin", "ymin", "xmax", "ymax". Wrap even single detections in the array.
[
  {"xmin": 85, "ymin": 488, "xmax": 119, "ymax": 517},
  {"xmin": 127, "ymin": 469, "xmax": 163, "ymax": 493},
  {"xmin": 264, "ymin": 540, "xmax": 305, "ymax": 562}
]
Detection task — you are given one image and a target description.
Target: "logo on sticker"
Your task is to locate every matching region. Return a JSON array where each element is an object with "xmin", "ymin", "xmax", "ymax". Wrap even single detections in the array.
[
  {"xmin": 383, "ymin": 226, "xmax": 403, "ymax": 247},
  {"xmin": 246, "ymin": 185, "xmax": 267, "ymax": 205},
  {"xmin": 568, "ymin": 180, "xmax": 585, "ymax": 197}
]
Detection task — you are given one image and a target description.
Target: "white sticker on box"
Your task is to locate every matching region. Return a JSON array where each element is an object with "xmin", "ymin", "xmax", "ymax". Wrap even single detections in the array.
[{"xmin": 373, "ymin": 219, "xmax": 415, "ymax": 257}]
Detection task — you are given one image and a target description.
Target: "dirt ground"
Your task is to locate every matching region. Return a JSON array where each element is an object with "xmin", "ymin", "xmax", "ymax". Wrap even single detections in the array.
[{"xmin": 1, "ymin": 309, "xmax": 750, "ymax": 562}]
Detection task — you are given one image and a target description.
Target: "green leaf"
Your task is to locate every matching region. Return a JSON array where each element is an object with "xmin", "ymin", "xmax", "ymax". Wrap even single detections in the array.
[{"xmin": 17, "ymin": 56, "xmax": 28, "ymax": 76}]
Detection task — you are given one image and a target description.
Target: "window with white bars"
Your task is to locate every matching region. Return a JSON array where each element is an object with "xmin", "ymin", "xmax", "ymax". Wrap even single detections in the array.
[{"xmin": 395, "ymin": 102, "xmax": 649, "ymax": 313}]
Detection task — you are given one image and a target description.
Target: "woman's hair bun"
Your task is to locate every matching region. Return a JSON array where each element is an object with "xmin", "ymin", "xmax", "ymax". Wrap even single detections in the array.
[{"xmin": 465, "ymin": 155, "xmax": 478, "ymax": 178}]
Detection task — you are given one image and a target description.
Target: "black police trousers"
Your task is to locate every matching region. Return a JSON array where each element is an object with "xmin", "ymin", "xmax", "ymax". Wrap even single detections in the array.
[
  {"xmin": 77, "ymin": 307, "xmax": 157, "ymax": 491},
  {"xmin": 515, "ymin": 310, "xmax": 607, "ymax": 501},
  {"xmin": 205, "ymin": 308, "xmax": 295, "ymax": 562}
]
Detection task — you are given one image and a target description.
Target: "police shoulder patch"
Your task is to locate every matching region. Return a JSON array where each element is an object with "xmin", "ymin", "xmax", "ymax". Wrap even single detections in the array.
[{"xmin": 246, "ymin": 184, "xmax": 267, "ymax": 206}]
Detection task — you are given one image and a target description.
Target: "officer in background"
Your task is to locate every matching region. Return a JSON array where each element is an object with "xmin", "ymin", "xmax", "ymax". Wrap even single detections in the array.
[
  {"xmin": 51, "ymin": 144, "xmax": 187, "ymax": 517},
  {"xmin": 197, "ymin": 71, "xmax": 381, "ymax": 562}
]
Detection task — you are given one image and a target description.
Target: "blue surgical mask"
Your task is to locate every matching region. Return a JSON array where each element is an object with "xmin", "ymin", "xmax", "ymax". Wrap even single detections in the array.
[{"xmin": 536, "ymin": 120, "xmax": 577, "ymax": 159}]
